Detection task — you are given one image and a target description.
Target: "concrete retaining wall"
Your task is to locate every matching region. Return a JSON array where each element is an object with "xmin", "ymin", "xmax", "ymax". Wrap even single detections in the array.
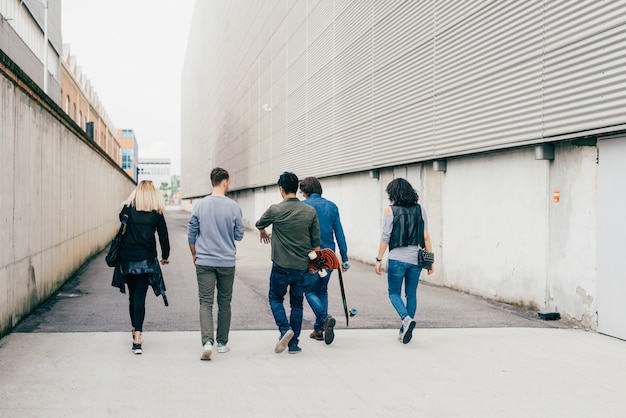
[
  {"xmin": 0, "ymin": 59, "xmax": 135, "ymax": 337},
  {"xmin": 212, "ymin": 142, "xmax": 596, "ymax": 328}
]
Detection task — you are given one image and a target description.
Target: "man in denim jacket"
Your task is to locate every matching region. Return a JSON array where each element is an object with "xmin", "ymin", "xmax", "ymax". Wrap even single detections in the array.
[{"xmin": 300, "ymin": 177, "xmax": 349, "ymax": 345}]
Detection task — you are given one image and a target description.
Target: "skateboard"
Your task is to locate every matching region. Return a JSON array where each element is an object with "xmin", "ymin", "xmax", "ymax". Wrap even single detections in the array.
[
  {"xmin": 308, "ymin": 249, "xmax": 356, "ymax": 326},
  {"xmin": 337, "ymin": 268, "xmax": 351, "ymax": 326}
]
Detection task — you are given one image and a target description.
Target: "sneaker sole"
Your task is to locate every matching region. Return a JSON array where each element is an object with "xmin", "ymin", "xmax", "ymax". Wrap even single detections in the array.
[
  {"xmin": 402, "ymin": 320, "xmax": 416, "ymax": 344},
  {"xmin": 275, "ymin": 329, "xmax": 294, "ymax": 353},
  {"xmin": 217, "ymin": 347, "xmax": 230, "ymax": 353},
  {"xmin": 132, "ymin": 349, "xmax": 142, "ymax": 355},
  {"xmin": 201, "ymin": 346, "xmax": 213, "ymax": 360},
  {"xmin": 324, "ymin": 317, "xmax": 336, "ymax": 345}
]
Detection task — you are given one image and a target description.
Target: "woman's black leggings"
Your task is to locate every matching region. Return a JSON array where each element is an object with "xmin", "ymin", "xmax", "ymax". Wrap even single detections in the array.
[{"xmin": 126, "ymin": 274, "xmax": 150, "ymax": 332}]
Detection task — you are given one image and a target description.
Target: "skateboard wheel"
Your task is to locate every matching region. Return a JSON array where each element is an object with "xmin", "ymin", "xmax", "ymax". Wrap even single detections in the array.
[
  {"xmin": 349, "ymin": 308, "xmax": 357, "ymax": 317},
  {"xmin": 308, "ymin": 251, "xmax": 317, "ymax": 260}
]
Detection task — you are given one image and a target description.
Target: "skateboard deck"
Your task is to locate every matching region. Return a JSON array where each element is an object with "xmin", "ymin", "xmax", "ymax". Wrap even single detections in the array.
[
  {"xmin": 337, "ymin": 268, "xmax": 350, "ymax": 326},
  {"xmin": 308, "ymin": 249, "xmax": 355, "ymax": 327}
]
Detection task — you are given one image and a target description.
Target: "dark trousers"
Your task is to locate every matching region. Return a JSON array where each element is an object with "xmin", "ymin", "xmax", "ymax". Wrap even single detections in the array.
[{"xmin": 126, "ymin": 273, "xmax": 150, "ymax": 332}]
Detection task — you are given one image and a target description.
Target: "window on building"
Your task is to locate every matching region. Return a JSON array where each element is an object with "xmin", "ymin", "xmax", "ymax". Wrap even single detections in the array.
[
  {"xmin": 121, "ymin": 149, "xmax": 134, "ymax": 170},
  {"xmin": 65, "ymin": 96, "xmax": 70, "ymax": 114},
  {"xmin": 122, "ymin": 129, "xmax": 135, "ymax": 140}
]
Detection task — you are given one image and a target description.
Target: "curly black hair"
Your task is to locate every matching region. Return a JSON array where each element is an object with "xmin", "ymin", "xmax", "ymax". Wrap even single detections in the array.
[{"xmin": 386, "ymin": 178, "xmax": 418, "ymax": 207}]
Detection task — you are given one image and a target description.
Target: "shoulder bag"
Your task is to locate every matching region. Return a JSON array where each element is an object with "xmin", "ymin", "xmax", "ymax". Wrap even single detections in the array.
[
  {"xmin": 105, "ymin": 208, "xmax": 129, "ymax": 267},
  {"xmin": 415, "ymin": 204, "xmax": 435, "ymax": 269}
]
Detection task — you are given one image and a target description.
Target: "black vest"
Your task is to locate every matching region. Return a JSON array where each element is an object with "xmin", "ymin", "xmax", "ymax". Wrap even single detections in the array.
[{"xmin": 389, "ymin": 204, "xmax": 425, "ymax": 250}]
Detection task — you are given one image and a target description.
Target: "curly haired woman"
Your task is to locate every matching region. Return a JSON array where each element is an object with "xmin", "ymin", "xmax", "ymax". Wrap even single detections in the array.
[{"xmin": 375, "ymin": 178, "xmax": 434, "ymax": 344}]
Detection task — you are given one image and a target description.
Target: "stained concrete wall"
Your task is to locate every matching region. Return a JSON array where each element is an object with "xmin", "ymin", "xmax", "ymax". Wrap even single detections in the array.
[
  {"xmin": 0, "ymin": 63, "xmax": 135, "ymax": 337},
  {"xmin": 205, "ymin": 142, "xmax": 596, "ymax": 329}
]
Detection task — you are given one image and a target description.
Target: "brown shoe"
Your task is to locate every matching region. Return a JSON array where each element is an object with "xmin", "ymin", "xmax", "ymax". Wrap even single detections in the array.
[{"xmin": 309, "ymin": 331, "xmax": 324, "ymax": 341}]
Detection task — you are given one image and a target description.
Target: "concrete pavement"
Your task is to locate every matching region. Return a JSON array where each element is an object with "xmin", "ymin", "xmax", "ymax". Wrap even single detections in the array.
[{"xmin": 1, "ymin": 207, "xmax": 625, "ymax": 417}]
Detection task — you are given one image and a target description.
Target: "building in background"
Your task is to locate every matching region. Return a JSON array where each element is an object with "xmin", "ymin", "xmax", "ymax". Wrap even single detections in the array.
[
  {"xmin": 60, "ymin": 45, "xmax": 120, "ymax": 165},
  {"xmin": 119, "ymin": 129, "xmax": 138, "ymax": 182},
  {"xmin": 181, "ymin": 1, "xmax": 626, "ymax": 338},
  {"xmin": 138, "ymin": 158, "xmax": 177, "ymax": 203},
  {"xmin": 138, "ymin": 158, "xmax": 171, "ymax": 185},
  {"xmin": 1, "ymin": 1, "xmax": 121, "ymax": 167},
  {"xmin": 0, "ymin": 0, "xmax": 62, "ymax": 102}
]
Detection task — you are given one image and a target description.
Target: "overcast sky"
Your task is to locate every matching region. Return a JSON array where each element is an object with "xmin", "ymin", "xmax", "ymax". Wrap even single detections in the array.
[{"xmin": 61, "ymin": 0, "xmax": 196, "ymax": 176}]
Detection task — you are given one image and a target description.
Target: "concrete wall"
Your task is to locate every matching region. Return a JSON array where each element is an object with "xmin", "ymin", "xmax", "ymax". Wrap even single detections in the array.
[
  {"xmin": 211, "ymin": 142, "xmax": 596, "ymax": 329},
  {"xmin": 436, "ymin": 144, "xmax": 597, "ymax": 325},
  {"xmin": 0, "ymin": 64, "xmax": 135, "ymax": 337}
]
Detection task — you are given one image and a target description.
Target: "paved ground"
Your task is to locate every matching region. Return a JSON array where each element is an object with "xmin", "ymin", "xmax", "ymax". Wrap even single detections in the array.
[{"xmin": 1, "ymin": 207, "xmax": 625, "ymax": 417}]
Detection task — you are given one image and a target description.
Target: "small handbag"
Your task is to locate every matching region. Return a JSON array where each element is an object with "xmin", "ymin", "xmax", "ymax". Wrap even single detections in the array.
[
  {"xmin": 105, "ymin": 210, "xmax": 129, "ymax": 267},
  {"xmin": 418, "ymin": 248, "xmax": 434, "ymax": 270}
]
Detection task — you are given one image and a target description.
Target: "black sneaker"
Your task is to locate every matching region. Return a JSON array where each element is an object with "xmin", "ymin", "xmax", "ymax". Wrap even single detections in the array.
[
  {"xmin": 323, "ymin": 316, "xmax": 336, "ymax": 345},
  {"xmin": 132, "ymin": 343, "xmax": 142, "ymax": 355},
  {"xmin": 288, "ymin": 345, "xmax": 302, "ymax": 354}
]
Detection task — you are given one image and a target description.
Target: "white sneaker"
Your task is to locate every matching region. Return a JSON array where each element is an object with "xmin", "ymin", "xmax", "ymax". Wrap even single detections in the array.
[
  {"xmin": 201, "ymin": 342, "xmax": 213, "ymax": 360},
  {"xmin": 401, "ymin": 316, "xmax": 416, "ymax": 344},
  {"xmin": 275, "ymin": 329, "xmax": 294, "ymax": 353},
  {"xmin": 217, "ymin": 343, "xmax": 230, "ymax": 353}
]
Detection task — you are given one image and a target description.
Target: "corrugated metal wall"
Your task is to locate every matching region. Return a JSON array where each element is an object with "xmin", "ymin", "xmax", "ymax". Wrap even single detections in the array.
[
  {"xmin": 543, "ymin": 0, "xmax": 626, "ymax": 137},
  {"xmin": 181, "ymin": 0, "xmax": 626, "ymax": 197}
]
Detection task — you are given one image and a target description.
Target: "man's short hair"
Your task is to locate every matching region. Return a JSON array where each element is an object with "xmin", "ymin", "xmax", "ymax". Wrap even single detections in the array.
[
  {"xmin": 278, "ymin": 172, "xmax": 299, "ymax": 194},
  {"xmin": 299, "ymin": 177, "xmax": 323, "ymax": 196},
  {"xmin": 210, "ymin": 167, "xmax": 229, "ymax": 186}
]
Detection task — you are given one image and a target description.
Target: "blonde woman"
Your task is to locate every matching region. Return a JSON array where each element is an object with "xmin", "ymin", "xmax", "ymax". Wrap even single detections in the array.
[{"xmin": 119, "ymin": 181, "xmax": 170, "ymax": 354}]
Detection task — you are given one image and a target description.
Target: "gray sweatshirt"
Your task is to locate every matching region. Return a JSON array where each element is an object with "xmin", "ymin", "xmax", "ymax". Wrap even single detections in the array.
[{"xmin": 188, "ymin": 195, "xmax": 244, "ymax": 267}]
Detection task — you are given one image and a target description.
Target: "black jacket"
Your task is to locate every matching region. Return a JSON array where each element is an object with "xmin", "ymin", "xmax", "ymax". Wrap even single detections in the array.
[
  {"xmin": 119, "ymin": 206, "xmax": 170, "ymax": 262},
  {"xmin": 389, "ymin": 204, "xmax": 425, "ymax": 250},
  {"xmin": 112, "ymin": 258, "xmax": 168, "ymax": 306}
]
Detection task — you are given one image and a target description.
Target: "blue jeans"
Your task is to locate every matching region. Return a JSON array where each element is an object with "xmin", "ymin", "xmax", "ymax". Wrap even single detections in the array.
[
  {"xmin": 305, "ymin": 270, "xmax": 333, "ymax": 332},
  {"xmin": 387, "ymin": 259, "xmax": 422, "ymax": 320},
  {"xmin": 268, "ymin": 263, "xmax": 307, "ymax": 348}
]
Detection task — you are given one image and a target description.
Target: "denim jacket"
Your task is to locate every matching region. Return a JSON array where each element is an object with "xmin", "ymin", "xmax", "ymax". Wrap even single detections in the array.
[{"xmin": 303, "ymin": 194, "xmax": 348, "ymax": 262}]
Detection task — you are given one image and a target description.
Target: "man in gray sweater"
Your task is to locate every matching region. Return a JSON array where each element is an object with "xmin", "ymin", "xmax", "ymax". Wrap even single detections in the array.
[{"xmin": 188, "ymin": 167, "xmax": 244, "ymax": 360}]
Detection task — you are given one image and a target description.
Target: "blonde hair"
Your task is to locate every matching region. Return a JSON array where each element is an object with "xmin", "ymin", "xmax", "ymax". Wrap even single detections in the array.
[{"xmin": 124, "ymin": 181, "xmax": 165, "ymax": 213}]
